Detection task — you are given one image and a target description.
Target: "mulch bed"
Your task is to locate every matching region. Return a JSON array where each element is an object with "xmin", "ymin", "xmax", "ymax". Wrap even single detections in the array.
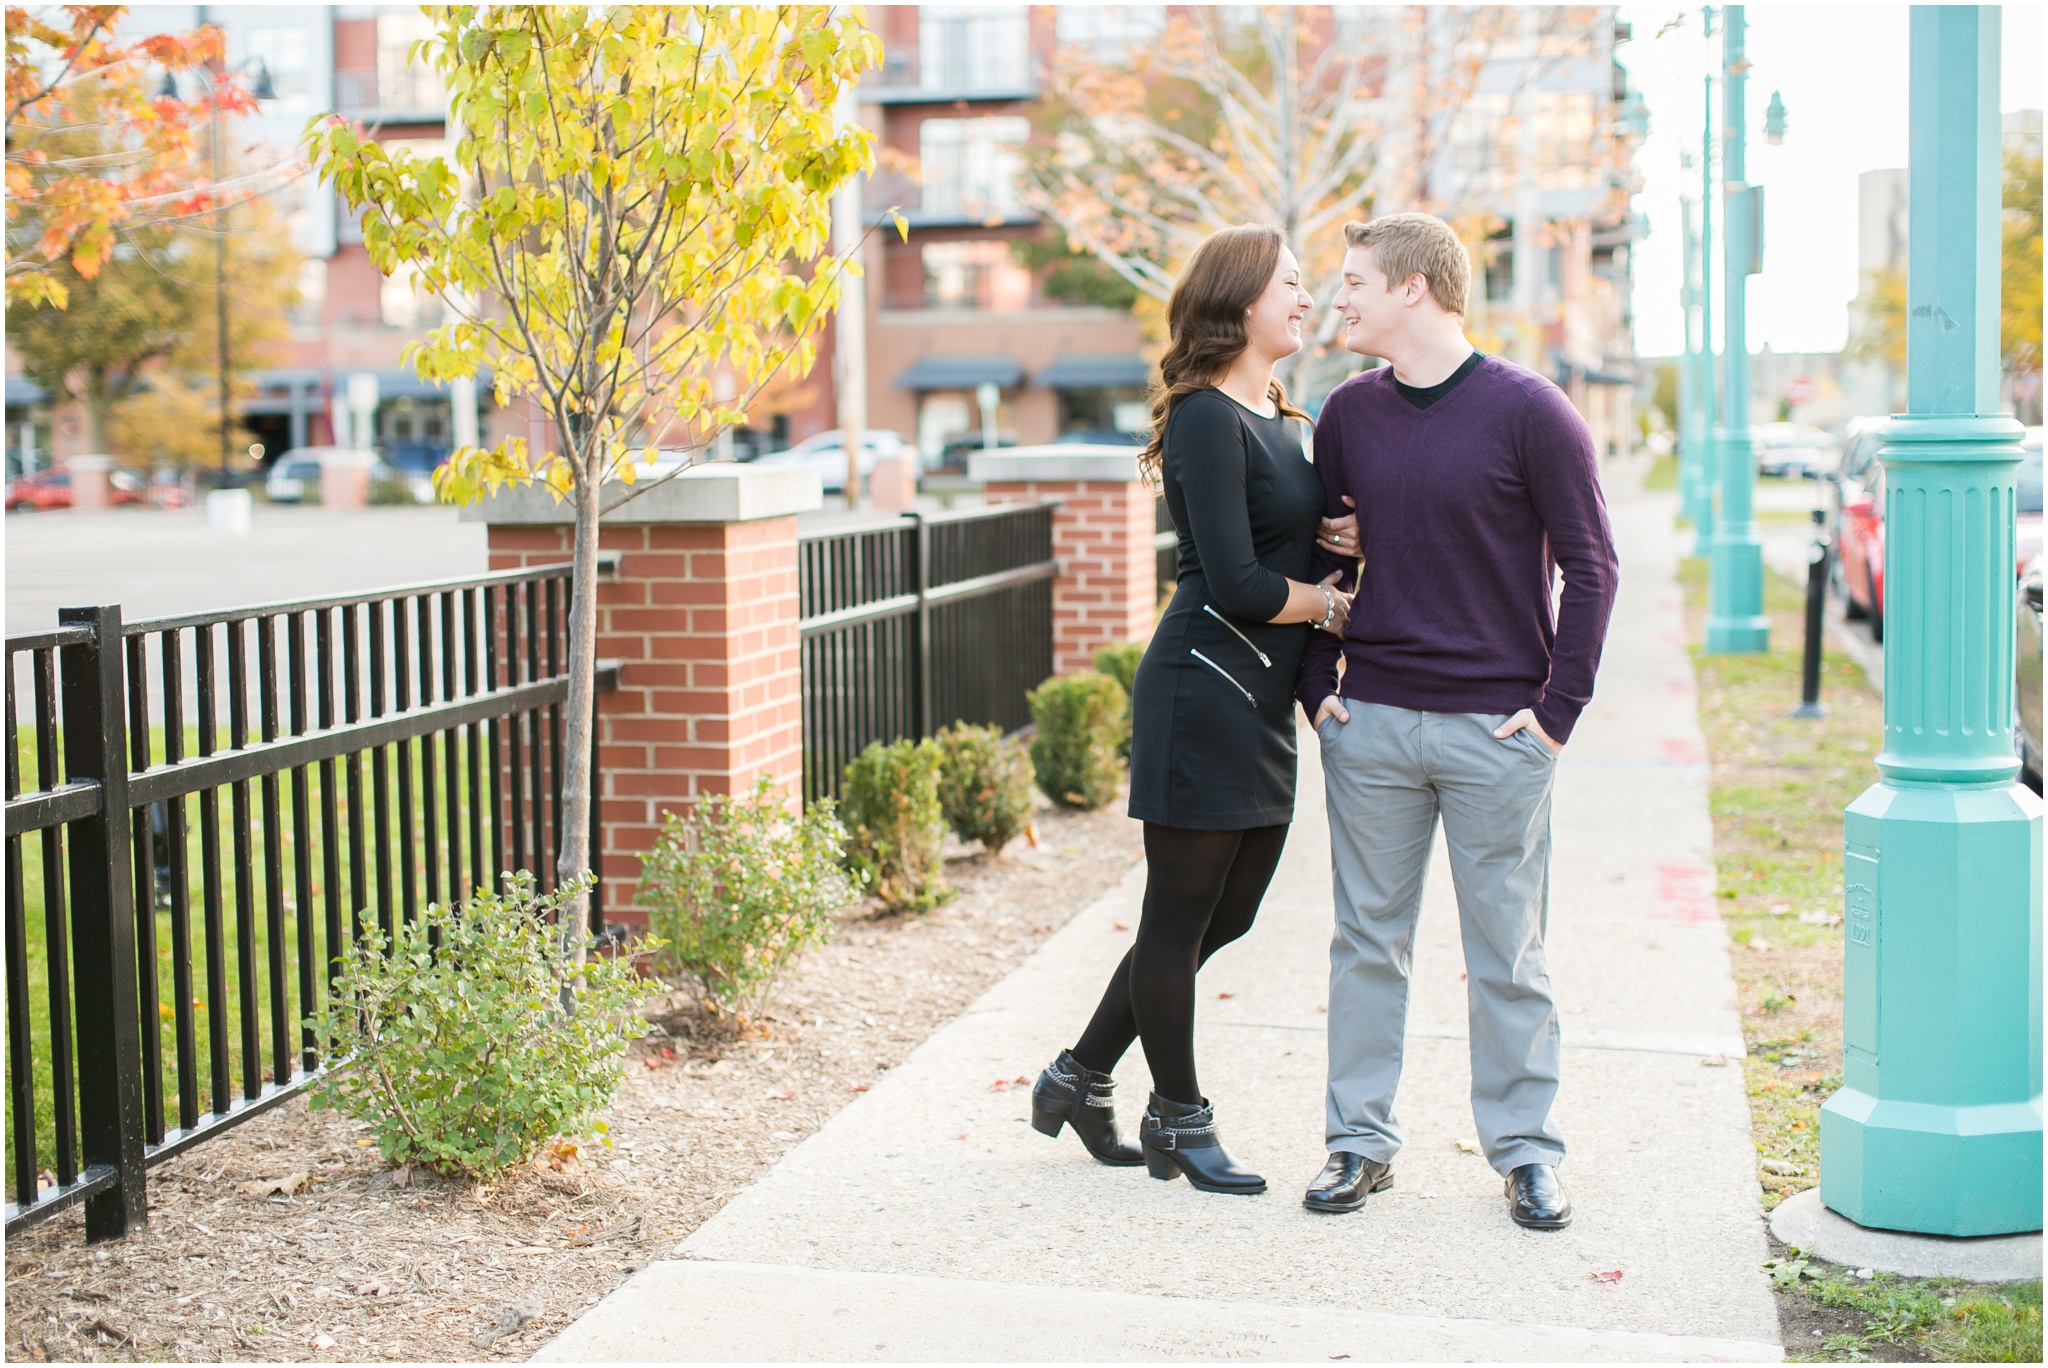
[{"xmin": 4, "ymin": 797, "xmax": 1142, "ymax": 1363}]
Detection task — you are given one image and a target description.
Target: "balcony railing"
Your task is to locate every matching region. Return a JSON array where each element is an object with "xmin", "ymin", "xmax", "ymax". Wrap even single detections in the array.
[{"xmin": 334, "ymin": 67, "xmax": 447, "ymax": 119}]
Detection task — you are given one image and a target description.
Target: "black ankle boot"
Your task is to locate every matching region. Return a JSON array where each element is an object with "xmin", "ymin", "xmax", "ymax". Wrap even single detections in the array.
[
  {"xmin": 1139, "ymin": 1093, "xmax": 1266, "ymax": 1194},
  {"xmin": 1030, "ymin": 1050, "xmax": 1143, "ymax": 1165}
]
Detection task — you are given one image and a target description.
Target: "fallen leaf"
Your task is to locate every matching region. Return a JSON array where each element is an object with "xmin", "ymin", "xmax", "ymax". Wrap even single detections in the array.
[
  {"xmin": 1702, "ymin": 1055, "xmax": 1730, "ymax": 1067},
  {"xmin": 955, "ymin": 1132, "xmax": 971, "ymax": 1140},
  {"xmin": 1589, "ymin": 1269, "xmax": 1624, "ymax": 1283},
  {"xmin": 1012, "ymin": 1075, "xmax": 1030, "ymax": 1085},
  {"xmin": 1452, "ymin": 1137, "xmax": 1482, "ymax": 1155},
  {"xmin": 389, "ymin": 1164, "xmax": 412, "ymax": 1189},
  {"xmin": 766, "ymin": 1089, "xmax": 794, "ymax": 1101},
  {"xmin": 354, "ymin": 1280, "xmax": 393, "ymax": 1298},
  {"xmin": 236, "ymin": 1171, "xmax": 310, "ymax": 1197},
  {"xmin": 1216, "ymin": 991, "xmax": 1235, "ymax": 999},
  {"xmin": 1760, "ymin": 1158, "xmax": 1801, "ymax": 1176},
  {"xmin": 1749, "ymin": 938, "xmax": 1775, "ymax": 952},
  {"xmin": 1768, "ymin": 902, "xmax": 1792, "ymax": 915},
  {"xmin": 1113, "ymin": 923, "xmax": 1128, "ymax": 931},
  {"xmin": 850, "ymin": 1083, "xmax": 870, "ymax": 1092},
  {"xmin": 989, "ymin": 1078, "xmax": 1015, "ymax": 1091},
  {"xmin": 311, "ymin": 1331, "xmax": 337, "ymax": 1349},
  {"xmin": 355, "ymin": 1137, "xmax": 374, "ymax": 1146},
  {"xmin": 1317, "ymin": 1004, "xmax": 1327, "ymax": 1013},
  {"xmin": 474, "ymin": 1299, "xmax": 542, "ymax": 1348}
]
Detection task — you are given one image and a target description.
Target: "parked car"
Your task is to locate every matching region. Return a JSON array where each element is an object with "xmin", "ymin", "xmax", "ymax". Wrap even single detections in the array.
[
  {"xmin": 2016, "ymin": 426, "xmax": 2043, "ymax": 574},
  {"xmin": 384, "ymin": 442, "xmax": 451, "ymax": 503},
  {"xmin": 5, "ymin": 464, "xmax": 146, "ymax": 511},
  {"xmin": 1834, "ymin": 425, "xmax": 2043, "ymax": 641},
  {"xmin": 2018, "ymin": 555, "xmax": 2042, "ymax": 794},
  {"xmin": 1052, "ymin": 427, "xmax": 1145, "ymax": 447},
  {"xmin": 264, "ymin": 447, "xmax": 388, "ymax": 504},
  {"xmin": 1754, "ymin": 421, "xmax": 1840, "ymax": 480},
  {"xmin": 751, "ymin": 429, "xmax": 909, "ymax": 492}
]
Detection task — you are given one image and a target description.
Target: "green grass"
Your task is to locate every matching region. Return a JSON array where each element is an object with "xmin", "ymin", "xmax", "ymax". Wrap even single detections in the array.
[
  {"xmin": 7, "ymin": 722, "xmax": 518, "ymax": 1202},
  {"xmin": 1678, "ymin": 558, "xmax": 2042, "ymax": 1363},
  {"xmin": 1644, "ymin": 452, "xmax": 1679, "ymax": 490}
]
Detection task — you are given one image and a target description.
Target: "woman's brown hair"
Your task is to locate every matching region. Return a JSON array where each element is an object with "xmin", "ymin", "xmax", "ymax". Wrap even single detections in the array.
[{"xmin": 1140, "ymin": 223, "xmax": 1312, "ymax": 482}]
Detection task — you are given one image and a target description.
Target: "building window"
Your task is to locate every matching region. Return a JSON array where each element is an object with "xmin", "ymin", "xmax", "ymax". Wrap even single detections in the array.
[
  {"xmin": 1534, "ymin": 91, "xmax": 1597, "ymax": 187},
  {"xmin": 1054, "ymin": 6, "xmax": 1165, "ymax": 62},
  {"xmin": 919, "ymin": 116, "xmax": 1029, "ymax": 220},
  {"xmin": 243, "ymin": 25, "xmax": 312, "ymax": 105},
  {"xmin": 376, "ymin": 11, "xmax": 444, "ymax": 112},
  {"xmin": 921, "ymin": 240, "xmax": 1033, "ymax": 312},
  {"xmin": 380, "ymin": 260, "xmax": 444, "ymax": 330},
  {"xmin": 918, "ymin": 5, "xmax": 1030, "ymax": 92}
]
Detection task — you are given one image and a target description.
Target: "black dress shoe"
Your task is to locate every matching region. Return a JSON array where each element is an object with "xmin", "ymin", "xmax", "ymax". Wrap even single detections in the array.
[
  {"xmin": 1139, "ymin": 1093, "xmax": 1266, "ymax": 1194},
  {"xmin": 1302, "ymin": 1152, "xmax": 1394, "ymax": 1213},
  {"xmin": 1505, "ymin": 1163, "xmax": 1573, "ymax": 1230},
  {"xmin": 1030, "ymin": 1049, "xmax": 1143, "ymax": 1165}
]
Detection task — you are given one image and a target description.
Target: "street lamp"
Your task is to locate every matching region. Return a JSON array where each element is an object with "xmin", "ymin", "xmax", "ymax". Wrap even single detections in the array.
[
  {"xmin": 1682, "ymin": 24, "xmax": 1720, "ymax": 537},
  {"xmin": 1764, "ymin": 90, "xmax": 1788, "ymax": 145},
  {"xmin": 161, "ymin": 52, "xmax": 276, "ymax": 488},
  {"xmin": 1703, "ymin": 4, "xmax": 1769, "ymax": 653},
  {"xmin": 1820, "ymin": 5, "xmax": 2041, "ymax": 1239}
]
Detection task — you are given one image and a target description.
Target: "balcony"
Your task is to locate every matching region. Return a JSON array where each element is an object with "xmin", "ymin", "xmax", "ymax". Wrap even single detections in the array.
[
  {"xmin": 334, "ymin": 66, "xmax": 447, "ymax": 124},
  {"xmin": 861, "ymin": 50, "xmax": 1037, "ymax": 105}
]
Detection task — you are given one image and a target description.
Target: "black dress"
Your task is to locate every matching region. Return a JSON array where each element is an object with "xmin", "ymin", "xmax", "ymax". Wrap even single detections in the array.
[{"xmin": 1128, "ymin": 388, "xmax": 1325, "ymax": 830}]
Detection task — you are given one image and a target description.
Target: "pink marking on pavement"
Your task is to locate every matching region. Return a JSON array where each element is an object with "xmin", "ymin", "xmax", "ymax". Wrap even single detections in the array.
[
  {"xmin": 1656, "ymin": 861, "xmax": 1718, "ymax": 925},
  {"xmin": 1659, "ymin": 736, "xmax": 1707, "ymax": 764}
]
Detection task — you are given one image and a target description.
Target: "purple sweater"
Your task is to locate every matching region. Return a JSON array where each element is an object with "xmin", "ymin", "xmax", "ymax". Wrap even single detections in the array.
[{"xmin": 1296, "ymin": 355, "xmax": 1619, "ymax": 743}]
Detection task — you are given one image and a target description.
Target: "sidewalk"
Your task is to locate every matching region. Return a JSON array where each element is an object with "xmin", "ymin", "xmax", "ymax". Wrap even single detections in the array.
[{"xmin": 537, "ymin": 465, "xmax": 1784, "ymax": 1363}]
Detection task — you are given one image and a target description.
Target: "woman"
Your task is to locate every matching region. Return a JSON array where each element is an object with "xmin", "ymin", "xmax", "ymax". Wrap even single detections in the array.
[{"xmin": 1031, "ymin": 224, "xmax": 1352, "ymax": 1196}]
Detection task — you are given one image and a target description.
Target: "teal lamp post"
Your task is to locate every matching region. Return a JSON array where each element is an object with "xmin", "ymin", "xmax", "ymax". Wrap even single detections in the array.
[
  {"xmin": 1704, "ymin": 4, "xmax": 1766, "ymax": 652},
  {"xmin": 1678, "ymin": 193, "xmax": 1704, "ymax": 517},
  {"xmin": 1821, "ymin": 5, "xmax": 2044, "ymax": 1237},
  {"xmin": 1690, "ymin": 41, "xmax": 1719, "ymax": 540}
]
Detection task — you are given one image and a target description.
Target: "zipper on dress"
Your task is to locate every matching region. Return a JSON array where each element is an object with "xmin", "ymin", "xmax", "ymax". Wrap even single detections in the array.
[
  {"xmin": 1202, "ymin": 604, "xmax": 1272, "ymax": 667},
  {"xmin": 1189, "ymin": 648, "xmax": 1258, "ymax": 708}
]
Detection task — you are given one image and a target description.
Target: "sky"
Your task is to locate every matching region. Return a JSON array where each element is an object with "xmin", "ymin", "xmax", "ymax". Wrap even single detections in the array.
[{"xmin": 1620, "ymin": 3, "xmax": 2044, "ymax": 359}]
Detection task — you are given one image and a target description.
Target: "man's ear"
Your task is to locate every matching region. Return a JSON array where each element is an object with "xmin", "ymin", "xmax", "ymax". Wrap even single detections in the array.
[{"xmin": 1403, "ymin": 273, "xmax": 1430, "ymax": 307}]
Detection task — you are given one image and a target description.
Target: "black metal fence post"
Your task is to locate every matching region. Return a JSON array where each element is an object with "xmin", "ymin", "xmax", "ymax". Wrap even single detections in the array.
[
  {"xmin": 56, "ymin": 605, "xmax": 148, "ymax": 1241},
  {"xmin": 1796, "ymin": 508, "xmax": 1830, "ymax": 719},
  {"xmin": 913, "ymin": 513, "xmax": 934, "ymax": 739}
]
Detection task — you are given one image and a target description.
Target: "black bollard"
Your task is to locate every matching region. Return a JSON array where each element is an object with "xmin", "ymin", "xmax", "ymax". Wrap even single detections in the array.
[{"xmin": 1795, "ymin": 507, "xmax": 1829, "ymax": 719}]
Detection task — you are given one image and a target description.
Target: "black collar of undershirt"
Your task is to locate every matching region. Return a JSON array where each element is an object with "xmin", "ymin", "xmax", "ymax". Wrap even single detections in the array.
[{"xmin": 1392, "ymin": 350, "xmax": 1485, "ymax": 410}]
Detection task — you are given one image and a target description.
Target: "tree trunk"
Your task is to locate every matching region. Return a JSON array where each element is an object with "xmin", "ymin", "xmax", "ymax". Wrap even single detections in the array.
[{"xmin": 555, "ymin": 471, "xmax": 602, "ymax": 964}]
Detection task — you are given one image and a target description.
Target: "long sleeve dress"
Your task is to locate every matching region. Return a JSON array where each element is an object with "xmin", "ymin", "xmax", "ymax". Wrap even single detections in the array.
[{"xmin": 1126, "ymin": 387, "xmax": 1325, "ymax": 830}]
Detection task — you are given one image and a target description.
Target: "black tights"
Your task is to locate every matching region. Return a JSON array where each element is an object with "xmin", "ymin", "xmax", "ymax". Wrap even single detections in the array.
[{"xmin": 1069, "ymin": 822, "xmax": 1290, "ymax": 1105}]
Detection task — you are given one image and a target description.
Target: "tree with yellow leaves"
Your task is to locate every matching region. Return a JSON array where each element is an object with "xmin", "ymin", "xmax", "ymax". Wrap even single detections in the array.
[{"xmin": 305, "ymin": 5, "xmax": 885, "ymax": 952}]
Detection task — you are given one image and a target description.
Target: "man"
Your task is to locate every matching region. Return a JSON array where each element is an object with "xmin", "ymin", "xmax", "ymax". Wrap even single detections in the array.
[{"xmin": 1296, "ymin": 213, "xmax": 1618, "ymax": 1230}]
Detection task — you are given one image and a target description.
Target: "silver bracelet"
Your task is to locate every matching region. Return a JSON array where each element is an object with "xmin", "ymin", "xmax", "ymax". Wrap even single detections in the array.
[{"xmin": 1316, "ymin": 584, "xmax": 1337, "ymax": 631}]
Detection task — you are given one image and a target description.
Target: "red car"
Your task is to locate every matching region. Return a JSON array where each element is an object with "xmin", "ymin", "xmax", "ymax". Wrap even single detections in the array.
[
  {"xmin": 1832, "ymin": 424, "xmax": 2043, "ymax": 642},
  {"xmin": 4, "ymin": 466, "xmax": 146, "ymax": 512}
]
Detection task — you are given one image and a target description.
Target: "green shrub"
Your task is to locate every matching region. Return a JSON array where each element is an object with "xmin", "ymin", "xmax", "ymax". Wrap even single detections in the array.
[
  {"xmin": 1028, "ymin": 671, "xmax": 1127, "ymax": 809},
  {"xmin": 637, "ymin": 776, "xmax": 863, "ymax": 1017},
  {"xmin": 307, "ymin": 872, "xmax": 657, "ymax": 1177},
  {"xmin": 934, "ymin": 722, "xmax": 1035, "ymax": 856},
  {"xmin": 1093, "ymin": 640, "xmax": 1146, "ymax": 757},
  {"xmin": 840, "ymin": 737, "xmax": 952, "ymax": 912}
]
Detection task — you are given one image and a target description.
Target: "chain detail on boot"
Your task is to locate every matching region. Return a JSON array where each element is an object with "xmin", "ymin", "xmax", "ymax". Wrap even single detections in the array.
[
  {"xmin": 1140, "ymin": 1094, "xmax": 1265, "ymax": 1194},
  {"xmin": 1030, "ymin": 1050, "xmax": 1143, "ymax": 1166}
]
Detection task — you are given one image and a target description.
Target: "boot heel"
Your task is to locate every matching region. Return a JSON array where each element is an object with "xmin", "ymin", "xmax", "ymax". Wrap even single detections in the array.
[
  {"xmin": 1145, "ymin": 1148, "xmax": 1179, "ymax": 1182},
  {"xmin": 1030, "ymin": 1105, "xmax": 1064, "ymax": 1139},
  {"xmin": 1372, "ymin": 1172, "xmax": 1394, "ymax": 1193}
]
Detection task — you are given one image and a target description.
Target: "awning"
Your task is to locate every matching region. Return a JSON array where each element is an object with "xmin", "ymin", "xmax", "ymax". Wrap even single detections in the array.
[
  {"xmin": 895, "ymin": 356, "xmax": 1023, "ymax": 391},
  {"xmin": 6, "ymin": 375, "xmax": 49, "ymax": 407},
  {"xmin": 1035, "ymin": 354, "xmax": 1152, "ymax": 390},
  {"xmin": 245, "ymin": 368, "xmax": 496, "ymax": 401}
]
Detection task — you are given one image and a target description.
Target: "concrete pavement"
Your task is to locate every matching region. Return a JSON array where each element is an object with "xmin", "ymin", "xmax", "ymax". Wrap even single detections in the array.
[{"xmin": 537, "ymin": 463, "xmax": 1784, "ymax": 1362}]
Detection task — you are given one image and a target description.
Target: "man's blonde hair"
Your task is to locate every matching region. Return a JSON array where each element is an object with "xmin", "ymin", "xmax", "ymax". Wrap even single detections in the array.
[{"xmin": 1344, "ymin": 213, "xmax": 1471, "ymax": 316}]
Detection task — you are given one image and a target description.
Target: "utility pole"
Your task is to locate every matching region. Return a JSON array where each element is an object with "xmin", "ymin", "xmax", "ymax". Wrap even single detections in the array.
[
  {"xmin": 1691, "ymin": 45, "xmax": 1719, "ymax": 540},
  {"xmin": 1821, "ymin": 5, "xmax": 2042, "ymax": 1238},
  {"xmin": 832, "ymin": 79, "xmax": 867, "ymax": 509},
  {"xmin": 1704, "ymin": 4, "xmax": 1768, "ymax": 652}
]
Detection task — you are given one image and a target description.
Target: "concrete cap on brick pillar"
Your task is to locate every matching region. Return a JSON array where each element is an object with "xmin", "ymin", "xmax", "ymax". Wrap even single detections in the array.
[
  {"xmin": 969, "ymin": 443, "xmax": 1143, "ymax": 484},
  {"xmin": 459, "ymin": 461, "xmax": 822, "ymax": 525}
]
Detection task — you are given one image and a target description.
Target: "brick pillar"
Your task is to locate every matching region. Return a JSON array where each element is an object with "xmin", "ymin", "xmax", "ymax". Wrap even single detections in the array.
[
  {"xmin": 68, "ymin": 455, "xmax": 114, "ymax": 512},
  {"xmin": 465, "ymin": 465, "xmax": 821, "ymax": 930},
  {"xmin": 972, "ymin": 445, "xmax": 1157, "ymax": 675}
]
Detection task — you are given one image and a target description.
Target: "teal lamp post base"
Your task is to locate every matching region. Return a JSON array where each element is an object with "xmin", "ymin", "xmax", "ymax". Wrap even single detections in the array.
[
  {"xmin": 1825, "ymin": 779, "xmax": 2044, "ymax": 1237},
  {"xmin": 1820, "ymin": 1089, "xmax": 2043, "ymax": 1237},
  {"xmin": 1705, "ymin": 429, "xmax": 1769, "ymax": 653}
]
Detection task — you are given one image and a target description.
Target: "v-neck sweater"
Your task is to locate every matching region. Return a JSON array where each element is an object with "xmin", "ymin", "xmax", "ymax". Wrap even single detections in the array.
[{"xmin": 1296, "ymin": 355, "xmax": 1618, "ymax": 743}]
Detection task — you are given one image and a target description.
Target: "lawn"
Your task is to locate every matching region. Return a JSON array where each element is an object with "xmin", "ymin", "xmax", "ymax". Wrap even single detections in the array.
[{"xmin": 1677, "ymin": 555, "xmax": 2042, "ymax": 1363}]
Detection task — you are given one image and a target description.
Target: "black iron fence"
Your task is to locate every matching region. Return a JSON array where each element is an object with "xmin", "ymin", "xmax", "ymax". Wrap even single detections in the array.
[
  {"xmin": 798, "ymin": 504, "xmax": 1056, "ymax": 804},
  {"xmin": 5, "ymin": 563, "xmax": 596, "ymax": 1241}
]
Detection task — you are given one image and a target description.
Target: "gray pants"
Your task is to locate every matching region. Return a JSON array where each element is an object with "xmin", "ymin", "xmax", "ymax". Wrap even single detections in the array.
[{"xmin": 1317, "ymin": 703, "xmax": 1565, "ymax": 1176}]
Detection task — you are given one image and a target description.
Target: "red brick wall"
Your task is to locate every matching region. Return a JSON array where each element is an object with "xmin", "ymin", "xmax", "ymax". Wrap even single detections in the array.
[
  {"xmin": 986, "ymin": 481, "xmax": 1156, "ymax": 675},
  {"xmin": 486, "ymin": 517, "xmax": 803, "ymax": 929}
]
